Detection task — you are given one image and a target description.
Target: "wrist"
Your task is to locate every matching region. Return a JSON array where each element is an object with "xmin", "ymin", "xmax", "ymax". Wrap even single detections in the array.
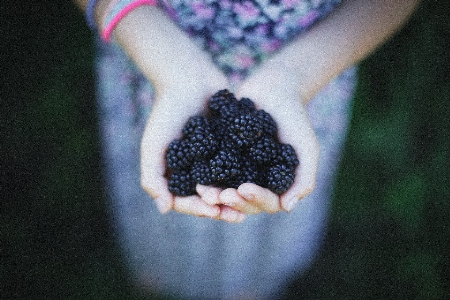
[
  {"xmin": 113, "ymin": 6, "xmax": 225, "ymax": 90},
  {"xmin": 87, "ymin": 0, "xmax": 158, "ymax": 41},
  {"xmin": 102, "ymin": 0, "xmax": 158, "ymax": 42},
  {"xmin": 239, "ymin": 59, "xmax": 304, "ymax": 110}
]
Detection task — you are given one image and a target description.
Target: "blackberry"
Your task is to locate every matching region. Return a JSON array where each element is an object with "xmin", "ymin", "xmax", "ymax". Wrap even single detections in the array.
[
  {"xmin": 266, "ymin": 164, "xmax": 295, "ymax": 194},
  {"xmin": 218, "ymin": 101, "xmax": 241, "ymax": 125},
  {"xmin": 209, "ymin": 100, "xmax": 242, "ymax": 139},
  {"xmin": 190, "ymin": 161, "xmax": 213, "ymax": 186},
  {"xmin": 238, "ymin": 97, "xmax": 256, "ymax": 114},
  {"xmin": 178, "ymin": 116, "xmax": 219, "ymax": 160},
  {"xmin": 248, "ymin": 136, "xmax": 278, "ymax": 164},
  {"xmin": 227, "ymin": 160, "xmax": 262, "ymax": 188},
  {"xmin": 217, "ymin": 97, "xmax": 255, "ymax": 125},
  {"xmin": 209, "ymin": 89, "xmax": 237, "ymax": 115},
  {"xmin": 255, "ymin": 110, "xmax": 277, "ymax": 137},
  {"xmin": 273, "ymin": 144, "xmax": 299, "ymax": 169},
  {"xmin": 182, "ymin": 116, "xmax": 210, "ymax": 136},
  {"xmin": 219, "ymin": 139, "xmax": 241, "ymax": 157},
  {"xmin": 228, "ymin": 114, "xmax": 263, "ymax": 148},
  {"xmin": 210, "ymin": 117, "xmax": 228, "ymax": 140},
  {"xmin": 210, "ymin": 150, "xmax": 241, "ymax": 183},
  {"xmin": 168, "ymin": 169, "xmax": 196, "ymax": 196},
  {"xmin": 186, "ymin": 131, "xmax": 218, "ymax": 160},
  {"xmin": 165, "ymin": 139, "xmax": 194, "ymax": 170}
]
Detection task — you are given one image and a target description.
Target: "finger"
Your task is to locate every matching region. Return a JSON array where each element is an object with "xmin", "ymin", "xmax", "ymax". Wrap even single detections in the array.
[
  {"xmin": 141, "ymin": 170, "xmax": 174, "ymax": 214},
  {"xmin": 153, "ymin": 194, "xmax": 174, "ymax": 214},
  {"xmin": 196, "ymin": 184, "xmax": 222, "ymax": 205},
  {"xmin": 280, "ymin": 160, "xmax": 318, "ymax": 212},
  {"xmin": 280, "ymin": 174, "xmax": 316, "ymax": 212},
  {"xmin": 217, "ymin": 205, "xmax": 246, "ymax": 223},
  {"xmin": 237, "ymin": 183, "xmax": 281, "ymax": 213},
  {"xmin": 140, "ymin": 118, "xmax": 172, "ymax": 197},
  {"xmin": 141, "ymin": 166, "xmax": 174, "ymax": 214},
  {"xmin": 219, "ymin": 188, "xmax": 262, "ymax": 214},
  {"xmin": 173, "ymin": 195, "xmax": 221, "ymax": 218},
  {"xmin": 273, "ymin": 103, "xmax": 319, "ymax": 212},
  {"xmin": 279, "ymin": 167, "xmax": 317, "ymax": 213},
  {"xmin": 280, "ymin": 136, "xmax": 319, "ymax": 212}
]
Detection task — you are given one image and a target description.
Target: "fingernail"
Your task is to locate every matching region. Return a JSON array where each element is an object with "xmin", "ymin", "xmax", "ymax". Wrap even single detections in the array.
[{"xmin": 285, "ymin": 197, "xmax": 298, "ymax": 212}]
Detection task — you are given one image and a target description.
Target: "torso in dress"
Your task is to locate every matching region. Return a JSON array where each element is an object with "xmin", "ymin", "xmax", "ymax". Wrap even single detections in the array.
[{"xmin": 159, "ymin": 0, "xmax": 342, "ymax": 82}]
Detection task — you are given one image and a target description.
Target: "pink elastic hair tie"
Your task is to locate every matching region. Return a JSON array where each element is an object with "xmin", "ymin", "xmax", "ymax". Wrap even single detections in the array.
[{"xmin": 102, "ymin": 0, "xmax": 158, "ymax": 42}]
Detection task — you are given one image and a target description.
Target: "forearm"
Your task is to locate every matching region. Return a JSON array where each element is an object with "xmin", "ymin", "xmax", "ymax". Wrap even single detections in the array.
[
  {"xmin": 113, "ymin": 6, "xmax": 219, "ymax": 92},
  {"xmin": 74, "ymin": 0, "xmax": 219, "ymax": 94},
  {"xmin": 265, "ymin": 0, "xmax": 421, "ymax": 102}
]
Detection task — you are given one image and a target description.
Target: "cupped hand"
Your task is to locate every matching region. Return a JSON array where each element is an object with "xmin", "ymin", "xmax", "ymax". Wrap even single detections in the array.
[
  {"xmin": 140, "ymin": 55, "xmax": 250, "ymax": 223},
  {"xmin": 216, "ymin": 60, "xmax": 320, "ymax": 214},
  {"xmin": 187, "ymin": 63, "xmax": 320, "ymax": 215}
]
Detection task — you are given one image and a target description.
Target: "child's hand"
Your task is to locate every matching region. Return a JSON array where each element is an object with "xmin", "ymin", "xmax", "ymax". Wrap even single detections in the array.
[
  {"xmin": 188, "ymin": 62, "xmax": 320, "ymax": 215},
  {"xmin": 217, "ymin": 62, "xmax": 320, "ymax": 214},
  {"xmin": 111, "ymin": 6, "xmax": 248, "ymax": 222},
  {"xmin": 140, "ymin": 60, "xmax": 251, "ymax": 222}
]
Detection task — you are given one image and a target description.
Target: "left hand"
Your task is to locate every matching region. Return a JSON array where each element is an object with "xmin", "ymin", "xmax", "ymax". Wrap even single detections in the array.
[{"xmin": 199, "ymin": 60, "xmax": 320, "ymax": 215}]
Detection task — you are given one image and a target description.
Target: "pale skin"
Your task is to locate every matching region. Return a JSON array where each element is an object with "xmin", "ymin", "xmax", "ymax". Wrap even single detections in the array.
[{"xmin": 75, "ymin": 0, "xmax": 420, "ymax": 222}]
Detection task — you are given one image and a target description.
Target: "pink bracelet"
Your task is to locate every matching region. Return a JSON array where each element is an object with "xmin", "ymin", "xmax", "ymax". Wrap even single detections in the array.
[{"xmin": 101, "ymin": 0, "xmax": 158, "ymax": 42}]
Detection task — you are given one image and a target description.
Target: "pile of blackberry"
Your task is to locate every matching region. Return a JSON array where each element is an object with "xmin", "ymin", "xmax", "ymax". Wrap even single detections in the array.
[{"xmin": 165, "ymin": 90, "xmax": 299, "ymax": 196}]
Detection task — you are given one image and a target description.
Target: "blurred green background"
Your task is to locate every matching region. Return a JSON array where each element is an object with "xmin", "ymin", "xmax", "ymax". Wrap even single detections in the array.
[{"xmin": 1, "ymin": 0, "xmax": 449, "ymax": 299}]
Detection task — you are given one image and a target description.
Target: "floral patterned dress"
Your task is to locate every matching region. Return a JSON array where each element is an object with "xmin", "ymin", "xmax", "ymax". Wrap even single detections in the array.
[{"xmin": 95, "ymin": 0, "xmax": 357, "ymax": 299}]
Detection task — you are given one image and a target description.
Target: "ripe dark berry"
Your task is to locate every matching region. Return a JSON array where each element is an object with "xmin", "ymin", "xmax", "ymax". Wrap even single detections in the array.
[
  {"xmin": 210, "ymin": 150, "xmax": 241, "ymax": 183},
  {"xmin": 273, "ymin": 144, "xmax": 300, "ymax": 169},
  {"xmin": 248, "ymin": 136, "xmax": 278, "ymax": 164},
  {"xmin": 168, "ymin": 169, "xmax": 196, "ymax": 196},
  {"xmin": 165, "ymin": 139, "xmax": 193, "ymax": 170},
  {"xmin": 186, "ymin": 131, "xmax": 218, "ymax": 160},
  {"xmin": 210, "ymin": 117, "xmax": 228, "ymax": 140},
  {"xmin": 182, "ymin": 116, "xmax": 210, "ymax": 136},
  {"xmin": 255, "ymin": 110, "xmax": 277, "ymax": 137},
  {"xmin": 266, "ymin": 164, "xmax": 295, "ymax": 194},
  {"xmin": 218, "ymin": 101, "xmax": 241, "ymax": 125},
  {"xmin": 209, "ymin": 89, "xmax": 237, "ymax": 115},
  {"xmin": 238, "ymin": 97, "xmax": 256, "ymax": 114},
  {"xmin": 228, "ymin": 114, "xmax": 263, "ymax": 148},
  {"xmin": 190, "ymin": 161, "xmax": 213, "ymax": 186},
  {"xmin": 227, "ymin": 160, "xmax": 263, "ymax": 188}
]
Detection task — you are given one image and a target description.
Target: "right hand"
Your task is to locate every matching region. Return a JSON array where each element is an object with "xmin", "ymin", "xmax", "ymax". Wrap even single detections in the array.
[{"xmin": 114, "ymin": 6, "xmax": 270, "ymax": 222}]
